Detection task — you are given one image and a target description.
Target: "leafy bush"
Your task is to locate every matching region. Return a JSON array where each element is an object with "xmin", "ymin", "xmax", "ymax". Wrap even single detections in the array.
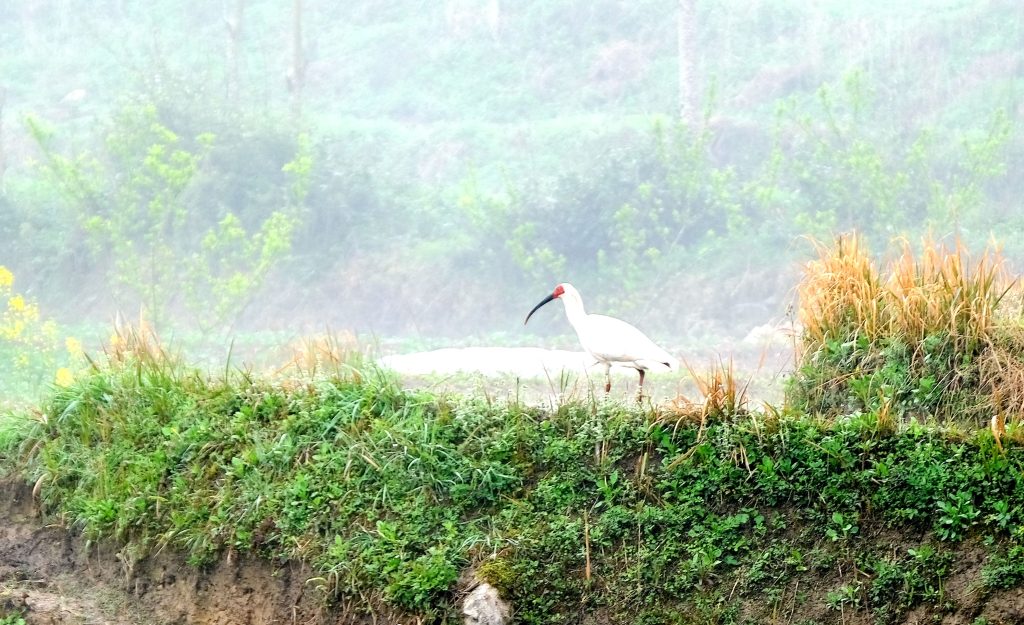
[{"xmin": 27, "ymin": 104, "xmax": 299, "ymax": 333}]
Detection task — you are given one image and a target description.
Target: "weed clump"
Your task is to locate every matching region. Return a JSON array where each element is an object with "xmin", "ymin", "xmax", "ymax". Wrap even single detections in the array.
[{"xmin": 788, "ymin": 233, "xmax": 1021, "ymax": 424}]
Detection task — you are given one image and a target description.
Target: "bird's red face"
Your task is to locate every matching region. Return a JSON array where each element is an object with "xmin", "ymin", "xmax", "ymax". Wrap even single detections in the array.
[{"xmin": 524, "ymin": 283, "xmax": 566, "ymax": 325}]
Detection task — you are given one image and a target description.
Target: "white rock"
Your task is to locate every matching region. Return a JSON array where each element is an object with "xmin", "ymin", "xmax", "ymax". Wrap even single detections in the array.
[
  {"xmin": 379, "ymin": 347, "xmax": 597, "ymax": 378},
  {"xmin": 59, "ymin": 88, "xmax": 88, "ymax": 105},
  {"xmin": 463, "ymin": 582, "xmax": 510, "ymax": 625},
  {"xmin": 742, "ymin": 322, "xmax": 798, "ymax": 347}
]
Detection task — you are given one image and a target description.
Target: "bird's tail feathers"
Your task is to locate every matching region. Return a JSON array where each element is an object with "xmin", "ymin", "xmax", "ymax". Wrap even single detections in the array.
[{"xmin": 637, "ymin": 356, "xmax": 678, "ymax": 372}]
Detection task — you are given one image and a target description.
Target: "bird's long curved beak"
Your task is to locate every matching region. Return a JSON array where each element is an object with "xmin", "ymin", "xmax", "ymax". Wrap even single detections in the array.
[{"xmin": 524, "ymin": 293, "xmax": 556, "ymax": 325}]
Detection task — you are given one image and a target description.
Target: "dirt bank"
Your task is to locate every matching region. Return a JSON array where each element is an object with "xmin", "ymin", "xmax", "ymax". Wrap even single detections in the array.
[
  {"xmin": 0, "ymin": 479, "xmax": 388, "ymax": 625},
  {"xmin": 6, "ymin": 473, "xmax": 1024, "ymax": 624}
]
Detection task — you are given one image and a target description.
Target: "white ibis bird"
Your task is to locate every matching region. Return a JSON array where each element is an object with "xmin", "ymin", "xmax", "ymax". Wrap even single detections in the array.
[{"xmin": 524, "ymin": 283, "xmax": 677, "ymax": 398}]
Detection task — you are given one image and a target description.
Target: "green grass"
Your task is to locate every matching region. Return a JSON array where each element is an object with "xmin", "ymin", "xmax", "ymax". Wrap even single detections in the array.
[
  {"xmin": 0, "ymin": 611, "xmax": 27, "ymax": 625},
  {"xmin": 0, "ymin": 412, "xmax": 33, "ymax": 456},
  {"xmin": 5, "ymin": 345, "xmax": 1024, "ymax": 623},
  {"xmin": 787, "ymin": 234, "xmax": 1024, "ymax": 426}
]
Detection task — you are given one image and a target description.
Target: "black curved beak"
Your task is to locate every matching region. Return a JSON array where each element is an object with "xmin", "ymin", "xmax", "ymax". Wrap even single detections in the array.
[{"xmin": 524, "ymin": 293, "xmax": 555, "ymax": 325}]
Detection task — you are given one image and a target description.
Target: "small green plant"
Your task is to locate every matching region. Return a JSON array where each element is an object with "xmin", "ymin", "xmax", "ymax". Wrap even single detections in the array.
[
  {"xmin": 825, "ymin": 511, "xmax": 859, "ymax": 541},
  {"xmin": 982, "ymin": 545, "xmax": 1024, "ymax": 590},
  {"xmin": 0, "ymin": 610, "xmax": 27, "ymax": 625},
  {"xmin": 936, "ymin": 491, "xmax": 981, "ymax": 541},
  {"xmin": 987, "ymin": 500, "xmax": 1014, "ymax": 531},
  {"xmin": 826, "ymin": 582, "xmax": 862, "ymax": 611},
  {"xmin": 866, "ymin": 545, "xmax": 952, "ymax": 622}
]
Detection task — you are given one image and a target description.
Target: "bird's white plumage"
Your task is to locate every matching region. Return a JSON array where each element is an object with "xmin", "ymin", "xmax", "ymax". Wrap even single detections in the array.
[
  {"xmin": 525, "ymin": 282, "xmax": 676, "ymax": 396},
  {"xmin": 573, "ymin": 314, "xmax": 676, "ymax": 371}
]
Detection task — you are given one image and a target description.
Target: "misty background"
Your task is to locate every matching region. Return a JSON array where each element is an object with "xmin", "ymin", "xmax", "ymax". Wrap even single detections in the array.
[{"xmin": 1, "ymin": 0, "xmax": 1022, "ymax": 368}]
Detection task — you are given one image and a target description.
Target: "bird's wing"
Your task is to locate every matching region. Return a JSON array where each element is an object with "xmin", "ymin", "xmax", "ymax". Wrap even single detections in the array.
[{"xmin": 579, "ymin": 314, "xmax": 675, "ymax": 368}]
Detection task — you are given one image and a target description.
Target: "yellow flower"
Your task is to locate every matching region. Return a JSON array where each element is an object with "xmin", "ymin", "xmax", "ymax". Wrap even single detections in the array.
[
  {"xmin": 55, "ymin": 367, "xmax": 75, "ymax": 387},
  {"xmin": 9, "ymin": 294, "xmax": 25, "ymax": 312},
  {"xmin": 39, "ymin": 317, "xmax": 56, "ymax": 336},
  {"xmin": 4, "ymin": 319, "xmax": 25, "ymax": 339},
  {"xmin": 0, "ymin": 266, "xmax": 12, "ymax": 288},
  {"xmin": 66, "ymin": 336, "xmax": 83, "ymax": 358}
]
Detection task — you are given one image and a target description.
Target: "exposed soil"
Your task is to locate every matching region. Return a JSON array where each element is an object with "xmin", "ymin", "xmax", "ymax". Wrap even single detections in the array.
[
  {"xmin": 728, "ymin": 527, "xmax": 1024, "ymax": 625},
  {"xmin": 4, "ymin": 476, "xmax": 1024, "ymax": 625},
  {"xmin": 0, "ymin": 479, "xmax": 386, "ymax": 625}
]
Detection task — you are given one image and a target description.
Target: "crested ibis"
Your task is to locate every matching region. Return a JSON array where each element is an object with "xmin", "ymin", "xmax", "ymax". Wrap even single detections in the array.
[{"xmin": 524, "ymin": 283, "xmax": 677, "ymax": 398}]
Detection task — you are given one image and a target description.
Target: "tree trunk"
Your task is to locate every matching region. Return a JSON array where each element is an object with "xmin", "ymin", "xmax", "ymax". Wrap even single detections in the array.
[
  {"xmin": 0, "ymin": 86, "xmax": 7, "ymax": 187},
  {"xmin": 225, "ymin": 0, "xmax": 245, "ymax": 107},
  {"xmin": 486, "ymin": 0, "xmax": 500, "ymax": 41},
  {"xmin": 21, "ymin": 0, "xmax": 42, "ymax": 50},
  {"xmin": 677, "ymin": 0, "xmax": 700, "ymax": 127},
  {"xmin": 288, "ymin": 0, "xmax": 306, "ymax": 126}
]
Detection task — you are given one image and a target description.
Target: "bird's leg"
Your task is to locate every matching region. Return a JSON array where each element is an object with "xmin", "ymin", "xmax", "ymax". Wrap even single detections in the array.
[
  {"xmin": 604, "ymin": 363, "xmax": 612, "ymax": 394},
  {"xmin": 636, "ymin": 369, "xmax": 646, "ymax": 403}
]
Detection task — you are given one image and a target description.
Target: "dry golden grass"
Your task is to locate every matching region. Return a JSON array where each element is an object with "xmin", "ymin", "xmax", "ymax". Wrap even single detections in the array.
[
  {"xmin": 661, "ymin": 356, "xmax": 751, "ymax": 424},
  {"xmin": 798, "ymin": 234, "xmax": 885, "ymax": 345},
  {"xmin": 272, "ymin": 332, "xmax": 363, "ymax": 381},
  {"xmin": 980, "ymin": 332, "xmax": 1024, "ymax": 428},
  {"xmin": 887, "ymin": 236, "xmax": 1008, "ymax": 352},
  {"xmin": 99, "ymin": 311, "xmax": 173, "ymax": 368},
  {"xmin": 794, "ymin": 232, "xmax": 1024, "ymax": 425},
  {"xmin": 799, "ymin": 233, "xmax": 1010, "ymax": 353}
]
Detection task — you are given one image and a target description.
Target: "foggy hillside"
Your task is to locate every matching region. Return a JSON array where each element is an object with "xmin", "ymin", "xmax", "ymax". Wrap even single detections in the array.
[
  {"xmin": 1, "ymin": 0, "xmax": 1021, "ymax": 347},
  {"xmin": 7, "ymin": 5, "xmax": 1024, "ymax": 622}
]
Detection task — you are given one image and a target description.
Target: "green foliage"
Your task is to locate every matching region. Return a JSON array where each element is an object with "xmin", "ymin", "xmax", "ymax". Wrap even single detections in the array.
[
  {"xmin": 2, "ymin": 2, "xmax": 1022, "ymax": 336},
  {"xmin": 866, "ymin": 544, "xmax": 953, "ymax": 622},
  {"xmin": 0, "ymin": 411, "xmax": 37, "ymax": 462},
  {"xmin": 456, "ymin": 67, "xmax": 1015, "ymax": 325},
  {"xmin": 8, "ymin": 347, "xmax": 1024, "ymax": 622},
  {"xmin": 182, "ymin": 210, "xmax": 297, "ymax": 332},
  {"xmin": 982, "ymin": 544, "xmax": 1024, "ymax": 590},
  {"xmin": 936, "ymin": 491, "xmax": 982, "ymax": 541},
  {"xmin": 596, "ymin": 120, "xmax": 737, "ymax": 301},
  {"xmin": 28, "ymin": 105, "xmax": 210, "ymax": 327},
  {"xmin": 27, "ymin": 103, "xmax": 299, "ymax": 333},
  {"xmin": 0, "ymin": 610, "xmax": 26, "ymax": 625}
]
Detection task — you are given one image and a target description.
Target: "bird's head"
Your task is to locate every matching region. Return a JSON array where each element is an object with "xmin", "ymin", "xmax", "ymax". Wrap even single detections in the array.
[{"xmin": 524, "ymin": 283, "xmax": 568, "ymax": 325}]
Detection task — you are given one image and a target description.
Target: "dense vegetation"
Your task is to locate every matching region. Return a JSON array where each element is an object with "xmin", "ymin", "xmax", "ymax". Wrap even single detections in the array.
[
  {"xmin": 3, "ymin": 238, "xmax": 1024, "ymax": 623},
  {"xmin": 4, "ymin": 329, "xmax": 1024, "ymax": 624},
  {"xmin": 2, "ymin": 0, "xmax": 1022, "ymax": 343}
]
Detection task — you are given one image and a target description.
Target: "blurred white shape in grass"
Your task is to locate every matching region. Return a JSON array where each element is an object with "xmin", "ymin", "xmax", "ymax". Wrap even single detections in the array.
[{"xmin": 380, "ymin": 347, "xmax": 598, "ymax": 378}]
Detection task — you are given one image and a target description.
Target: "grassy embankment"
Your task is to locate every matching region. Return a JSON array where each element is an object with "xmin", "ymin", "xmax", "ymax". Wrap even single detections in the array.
[{"xmin": 4, "ymin": 236, "xmax": 1024, "ymax": 624}]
